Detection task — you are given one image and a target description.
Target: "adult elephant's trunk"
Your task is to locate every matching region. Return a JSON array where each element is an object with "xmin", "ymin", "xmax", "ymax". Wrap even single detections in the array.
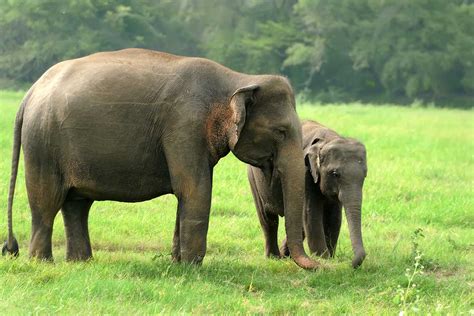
[
  {"xmin": 340, "ymin": 186, "xmax": 366, "ymax": 268},
  {"xmin": 277, "ymin": 143, "xmax": 320, "ymax": 270}
]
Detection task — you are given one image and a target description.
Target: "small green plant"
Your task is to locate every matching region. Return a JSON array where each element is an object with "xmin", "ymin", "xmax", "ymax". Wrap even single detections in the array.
[
  {"xmin": 394, "ymin": 228, "xmax": 426, "ymax": 315},
  {"xmin": 410, "ymin": 228, "xmax": 424, "ymax": 261}
]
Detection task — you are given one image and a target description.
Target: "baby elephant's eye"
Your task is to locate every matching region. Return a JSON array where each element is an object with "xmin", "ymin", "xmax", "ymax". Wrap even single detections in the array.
[{"xmin": 330, "ymin": 169, "xmax": 340, "ymax": 178}]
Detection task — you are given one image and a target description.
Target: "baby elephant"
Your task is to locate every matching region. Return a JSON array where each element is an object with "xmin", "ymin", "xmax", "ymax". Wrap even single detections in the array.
[{"xmin": 248, "ymin": 120, "xmax": 367, "ymax": 268}]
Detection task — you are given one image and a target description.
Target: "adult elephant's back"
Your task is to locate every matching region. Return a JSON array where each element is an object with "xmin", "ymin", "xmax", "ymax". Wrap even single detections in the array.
[{"xmin": 20, "ymin": 49, "xmax": 198, "ymax": 202}]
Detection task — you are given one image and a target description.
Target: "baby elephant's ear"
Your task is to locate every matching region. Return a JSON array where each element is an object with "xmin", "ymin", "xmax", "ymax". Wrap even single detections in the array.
[{"xmin": 304, "ymin": 144, "xmax": 321, "ymax": 184}]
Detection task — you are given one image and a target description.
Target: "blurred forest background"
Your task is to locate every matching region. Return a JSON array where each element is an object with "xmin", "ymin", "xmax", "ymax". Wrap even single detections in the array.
[{"xmin": 1, "ymin": 0, "xmax": 473, "ymax": 106}]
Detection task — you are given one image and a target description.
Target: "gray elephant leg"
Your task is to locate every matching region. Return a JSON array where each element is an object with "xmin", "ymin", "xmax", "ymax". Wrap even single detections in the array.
[
  {"xmin": 257, "ymin": 209, "xmax": 281, "ymax": 258},
  {"xmin": 173, "ymin": 173, "xmax": 212, "ymax": 264},
  {"xmin": 177, "ymin": 185, "xmax": 212, "ymax": 264},
  {"xmin": 248, "ymin": 168, "xmax": 280, "ymax": 258},
  {"xmin": 171, "ymin": 166, "xmax": 212, "ymax": 264},
  {"xmin": 26, "ymin": 169, "xmax": 65, "ymax": 261},
  {"xmin": 304, "ymin": 177, "xmax": 330, "ymax": 258},
  {"xmin": 29, "ymin": 211, "xmax": 56, "ymax": 260},
  {"xmin": 28, "ymin": 196, "xmax": 62, "ymax": 261},
  {"xmin": 323, "ymin": 202, "xmax": 342, "ymax": 257},
  {"xmin": 61, "ymin": 198, "xmax": 93, "ymax": 261},
  {"xmin": 172, "ymin": 210, "xmax": 181, "ymax": 262},
  {"xmin": 304, "ymin": 205, "xmax": 329, "ymax": 258},
  {"xmin": 163, "ymin": 139, "xmax": 214, "ymax": 264}
]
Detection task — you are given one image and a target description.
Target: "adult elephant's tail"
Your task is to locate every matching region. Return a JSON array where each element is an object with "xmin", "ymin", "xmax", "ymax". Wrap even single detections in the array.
[{"xmin": 2, "ymin": 89, "xmax": 32, "ymax": 257}]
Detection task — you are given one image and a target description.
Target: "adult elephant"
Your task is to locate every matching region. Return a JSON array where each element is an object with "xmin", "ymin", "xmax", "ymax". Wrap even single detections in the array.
[{"xmin": 2, "ymin": 48, "xmax": 318, "ymax": 270}]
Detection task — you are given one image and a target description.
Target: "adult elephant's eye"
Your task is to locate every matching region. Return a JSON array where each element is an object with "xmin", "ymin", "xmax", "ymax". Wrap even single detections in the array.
[
  {"xmin": 330, "ymin": 169, "xmax": 340, "ymax": 178},
  {"xmin": 274, "ymin": 128, "xmax": 286, "ymax": 141}
]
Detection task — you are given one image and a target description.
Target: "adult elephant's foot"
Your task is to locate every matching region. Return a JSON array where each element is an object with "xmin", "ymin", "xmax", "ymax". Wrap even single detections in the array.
[
  {"xmin": 171, "ymin": 252, "xmax": 181, "ymax": 263},
  {"xmin": 180, "ymin": 253, "xmax": 204, "ymax": 265},
  {"xmin": 171, "ymin": 238, "xmax": 181, "ymax": 263},
  {"xmin": 66, "ymin": 246, "xmax": 92, "ymax": 261}
]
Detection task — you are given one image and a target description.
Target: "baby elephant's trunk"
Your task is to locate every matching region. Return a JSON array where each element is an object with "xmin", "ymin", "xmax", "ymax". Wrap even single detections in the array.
[{"xmin": 340, "ymin": 186, "xmax": 366, "ymax": 268}]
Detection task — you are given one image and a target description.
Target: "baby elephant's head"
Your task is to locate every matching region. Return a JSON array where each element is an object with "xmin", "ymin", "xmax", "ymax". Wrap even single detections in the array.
[{"xmin": 306, "ymin": 138, "xmax": 367, "ymax": 199}]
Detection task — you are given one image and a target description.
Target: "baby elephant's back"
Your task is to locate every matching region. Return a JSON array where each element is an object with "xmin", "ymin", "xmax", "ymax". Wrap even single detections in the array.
[{"xmin": 301, "ymin": 120, "xmax": 340, "ymax": 150}]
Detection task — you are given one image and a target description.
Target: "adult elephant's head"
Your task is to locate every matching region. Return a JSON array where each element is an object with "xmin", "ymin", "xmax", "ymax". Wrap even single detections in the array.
[{"xmin": 225, "ymin": 76, "xmax": 319, "ymax": 270}]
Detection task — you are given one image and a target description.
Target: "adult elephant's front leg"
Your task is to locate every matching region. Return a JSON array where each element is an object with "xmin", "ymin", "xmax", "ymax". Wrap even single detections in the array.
[
  {"xmin": 166, "ymin": 139, "xmax": 213, "ymax": 264},
  {"xmin": 176, "ymin": 178, "xmax": 212, "ymax": 264}
]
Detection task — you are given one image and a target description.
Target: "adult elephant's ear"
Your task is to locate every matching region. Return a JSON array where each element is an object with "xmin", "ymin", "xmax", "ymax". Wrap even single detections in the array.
[{"xmin": 228, "ymin": 84, "xmax": 259, "ymax": 150}]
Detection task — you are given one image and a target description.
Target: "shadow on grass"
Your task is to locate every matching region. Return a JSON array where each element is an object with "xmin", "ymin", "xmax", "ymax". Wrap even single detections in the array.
[{"xmin": 94, "ymin": 250, "xmax": 392, "ymax": 297}]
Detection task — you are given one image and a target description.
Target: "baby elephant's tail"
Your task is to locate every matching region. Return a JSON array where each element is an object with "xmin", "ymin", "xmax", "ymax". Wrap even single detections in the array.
[{"xmin": 2, "ymin": 90, "xmax": 31, "ymax": 257}]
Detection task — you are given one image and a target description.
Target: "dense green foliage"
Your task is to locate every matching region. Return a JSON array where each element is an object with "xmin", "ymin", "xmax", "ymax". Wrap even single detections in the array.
[
  {"xmin": 1, "ymin": 0, "xmax": 473, "ymax": 105},
  {"xmin": 0, "ymin": 92, "xmax": 472, "ymax": 313}
]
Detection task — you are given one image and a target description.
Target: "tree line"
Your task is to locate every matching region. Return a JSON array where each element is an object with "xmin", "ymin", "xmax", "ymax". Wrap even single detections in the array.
[{"xmin": 1, "ymin": 0, "xmax": 473, "ymax": 106}]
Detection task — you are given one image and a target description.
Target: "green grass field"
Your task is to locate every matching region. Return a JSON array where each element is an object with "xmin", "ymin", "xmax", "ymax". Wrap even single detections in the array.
[{"xmin": 0, "ymin": 90, "xmax": 472, "ymax": 314}]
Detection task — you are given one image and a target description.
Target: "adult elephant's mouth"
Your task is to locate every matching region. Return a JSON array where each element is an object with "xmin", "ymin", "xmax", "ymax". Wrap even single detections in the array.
[{"xmin": 244, "ymin": 155, "xmax": 273, "ymax": 168}]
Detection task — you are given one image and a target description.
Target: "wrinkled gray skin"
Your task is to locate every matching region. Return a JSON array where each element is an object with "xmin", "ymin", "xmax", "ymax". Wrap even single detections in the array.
[
  {"xmin": 249, "ymin": 120, "xmax": 367, "ymax": 268},
  {"xmin": 2, "ymin": 49, "xmax": 319, "ymax": 270}
]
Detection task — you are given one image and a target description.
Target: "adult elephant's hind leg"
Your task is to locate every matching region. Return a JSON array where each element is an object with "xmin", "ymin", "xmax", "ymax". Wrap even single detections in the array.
[
  {"xmin": 172, "ymin": 210, "xmax": 181, "ymax": 262},
  {"xmin": 62, "ymin": 198, "xmax": 94, "ymax": 261},
  {"xmin": 27, "ymin": 176, "xmax": 65, "ymax": 261},
  {"xmin": 29, "ymin": 209, "xmax": 57, "ymax": 261},
  {"xmin": 257, "ymin": 210, "xmax": 281, "ymax": 258},
  {"xmin": 248, "ymin": 169, "xmax": 281, "ymax": 258}
]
